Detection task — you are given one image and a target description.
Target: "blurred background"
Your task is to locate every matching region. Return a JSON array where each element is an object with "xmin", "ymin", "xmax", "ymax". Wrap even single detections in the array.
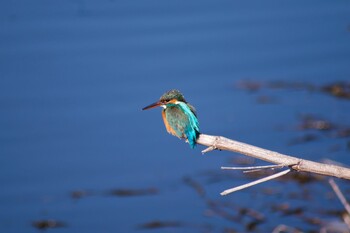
[{"xmin": 1, "ymin": 0, "xmax": 350, "ymax": 232}]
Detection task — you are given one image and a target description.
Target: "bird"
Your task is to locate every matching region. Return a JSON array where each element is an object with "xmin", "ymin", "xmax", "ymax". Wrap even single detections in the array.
[{"xmin": 142, "ymin": 89, "xmax": 200, "ymax": 148}]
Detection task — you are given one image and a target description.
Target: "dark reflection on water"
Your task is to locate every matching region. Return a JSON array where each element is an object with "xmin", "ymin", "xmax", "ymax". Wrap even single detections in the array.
[{"xmin": 1, "ymin": 1, "xmax": 350, "ymax": 232}]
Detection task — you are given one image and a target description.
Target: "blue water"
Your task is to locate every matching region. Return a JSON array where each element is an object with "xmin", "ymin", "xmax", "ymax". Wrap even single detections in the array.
[{"xmin": 1, "ymin": 1, "xmax": 350, "ymax": 232}]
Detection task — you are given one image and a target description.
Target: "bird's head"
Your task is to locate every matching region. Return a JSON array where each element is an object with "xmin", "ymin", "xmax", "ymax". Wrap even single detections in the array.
[{"xmin": 142, "ymin": 89, "xmax": 187, "ymax": 110}]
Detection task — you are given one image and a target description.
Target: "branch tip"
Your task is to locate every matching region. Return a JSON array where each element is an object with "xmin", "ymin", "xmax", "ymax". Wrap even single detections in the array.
[{"xmin": 201, "ymin": 146, "xmax": 216, "ymax": 154}]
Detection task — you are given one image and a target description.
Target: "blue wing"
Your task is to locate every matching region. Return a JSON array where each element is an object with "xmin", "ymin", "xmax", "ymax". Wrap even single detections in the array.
[{"xmin": 164, "ymin": 102, "xmax": 200, "ymax": 148}]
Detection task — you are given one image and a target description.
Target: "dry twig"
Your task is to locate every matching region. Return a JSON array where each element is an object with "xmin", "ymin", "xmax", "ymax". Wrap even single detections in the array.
[
  {"xmin": 221, "ymin": 169, "xmax": 291, "ymax": 196},
  {"xmin": 328, "ymin": 179, "xmax": 350, "ymax": 216},
  {"xmin": 221, "ymin": 164, "xmax": 286, "ymax": 173},
  {"xmin": 328, "ymin": 178, "xmax": 350, "ymax": 230}
]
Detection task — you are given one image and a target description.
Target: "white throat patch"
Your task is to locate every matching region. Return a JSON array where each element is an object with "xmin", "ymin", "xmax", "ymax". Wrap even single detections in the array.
[{"xmin": 162, "ymin": 101, "xmax": 180, "ymax": 109}]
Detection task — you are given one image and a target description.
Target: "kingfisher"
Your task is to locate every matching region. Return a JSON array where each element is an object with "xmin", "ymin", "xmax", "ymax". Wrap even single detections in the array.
[{"xmin": 142, "ymin": 89, "xmax": 200, "ymax": 148}]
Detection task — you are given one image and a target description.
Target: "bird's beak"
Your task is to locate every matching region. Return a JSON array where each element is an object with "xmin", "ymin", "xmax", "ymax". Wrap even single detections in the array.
[{"xmin": 142, "ymin": 101, "xmax": 163, "ymax": 110}]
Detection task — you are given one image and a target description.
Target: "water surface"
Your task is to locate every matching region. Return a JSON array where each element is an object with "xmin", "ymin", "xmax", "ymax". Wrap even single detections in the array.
[{"xmin": 1, "ymin": 1, "xmax": 350, "ymax": 232}]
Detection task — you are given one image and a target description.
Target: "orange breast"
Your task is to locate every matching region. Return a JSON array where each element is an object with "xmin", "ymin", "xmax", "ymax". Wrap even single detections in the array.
[{"xmin": 162, "ymin": 110, "xmax": 178, "ymax": 137}]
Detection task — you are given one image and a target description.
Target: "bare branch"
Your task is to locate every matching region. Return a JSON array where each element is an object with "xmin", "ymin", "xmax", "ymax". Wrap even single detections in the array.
[
  {"xmin": 220, "ymin": 169, "xmax": 291, "ymax": 196},
  {"xmin": 197, "ymin": 134, "xmax": 350, "ymax": 180}
]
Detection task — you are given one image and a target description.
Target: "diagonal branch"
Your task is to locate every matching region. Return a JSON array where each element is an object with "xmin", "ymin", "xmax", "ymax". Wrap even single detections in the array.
[
  {"xmin": 196, "ymin": 134, "xmax": 350, "ymax": 180},
  {"xmin": 328, "ymin": 178, "xmax": 350, "ymax": 215},
  {"xmin": 221, "ymin": 169, "xmax": 291, "ymax": 195}
]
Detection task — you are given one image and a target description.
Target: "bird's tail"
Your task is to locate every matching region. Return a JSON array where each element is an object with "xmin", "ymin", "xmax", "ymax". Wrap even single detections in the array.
[{"xmin": 187, "ymin": 129, "xmax": 200, "ymax": 148}]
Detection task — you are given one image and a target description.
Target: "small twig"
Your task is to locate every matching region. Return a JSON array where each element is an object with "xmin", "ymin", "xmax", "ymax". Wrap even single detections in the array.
[
  {"xmin": 201, "ymin": 146, "xmax": 216, "ymax": 154},
  {"xmin": 221, "ymin": 164, "xmax": 286, "ymax": 171},
  {"xmin": 220, "ymin": 169, "xmax": 291, "ymax": 196},
  {"xmin": 329, "ymin": 178, "xmax": 350, "ymax": 216},
  {"xmin": 243, "ymin": 169, "xmax": 273, "ymax": 174}
]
